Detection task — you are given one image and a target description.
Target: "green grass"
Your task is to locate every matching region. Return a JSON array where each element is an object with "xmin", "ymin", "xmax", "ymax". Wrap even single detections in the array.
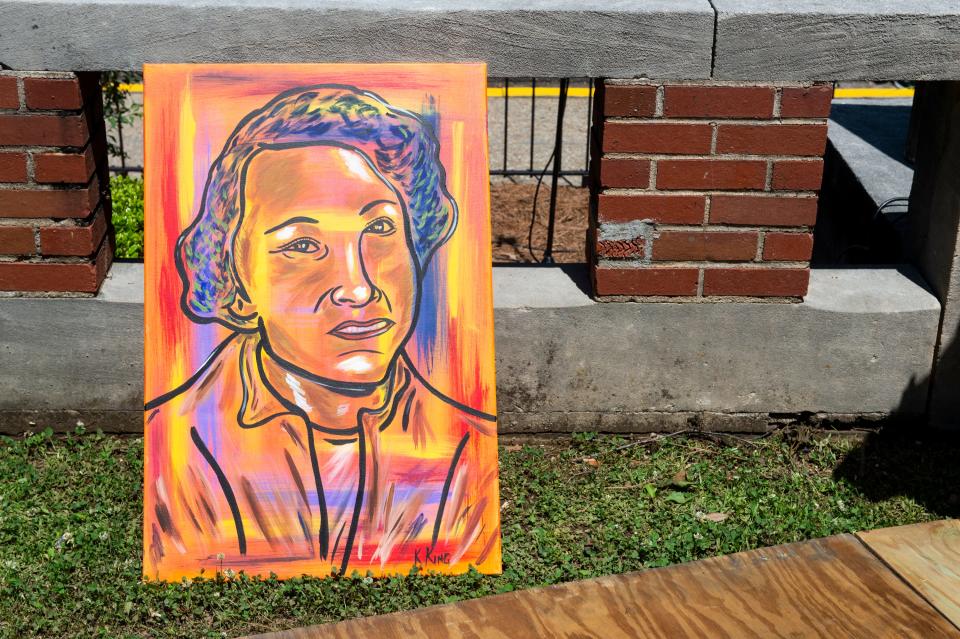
[
  {"xmin": 0, "ymin": 427, "xmax": 955, "ymax": 638},
  {"xmin": 110, "ymin": 175, "xmax": 144, "ymax": 259}
]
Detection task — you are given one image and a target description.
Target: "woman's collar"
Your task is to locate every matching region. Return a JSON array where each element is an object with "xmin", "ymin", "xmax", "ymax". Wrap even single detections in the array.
[{"xmin": 236, "ymin": 333, "xmax": 410, "ymax": 436}]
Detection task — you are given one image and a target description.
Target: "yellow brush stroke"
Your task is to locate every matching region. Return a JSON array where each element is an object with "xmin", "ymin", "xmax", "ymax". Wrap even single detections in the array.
[
  {"xmin": 168, "ymin": 81, "xmax": 197, "ymax": 476},
  {"xmin": 446, "ymin": 120, "xmax": 465, "ymax": 322}
]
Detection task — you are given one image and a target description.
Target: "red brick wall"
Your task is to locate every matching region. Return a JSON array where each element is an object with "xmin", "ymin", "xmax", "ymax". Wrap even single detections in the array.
[
  {"xmin": 0, "ymin": 71, "xmax": 112, "ymax": 294},
  {"xmin": 591, "ymin": 81, "xmax": 832, "ymax": 300}
]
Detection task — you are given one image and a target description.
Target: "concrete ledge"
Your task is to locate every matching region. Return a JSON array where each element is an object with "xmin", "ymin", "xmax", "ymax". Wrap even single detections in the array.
[
  {"xmin": 713, "ymin": 1, "xmax": 960, "ymax": 81},
  {"xmin": 5, "ymin": 1, "xmax": 960, "ymax": 81},
  {"xmin": 0, "ymin": 264, "xmax": 940, "ymax": 433},
  {"xmin": 0, "ymin": 0, "xmax": 714, "ymax": 78}
]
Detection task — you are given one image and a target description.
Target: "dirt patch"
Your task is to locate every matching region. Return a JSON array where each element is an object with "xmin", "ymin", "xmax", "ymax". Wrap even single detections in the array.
[{"xmin": 490, "ymin": 183, "xmax": 589, "ymax": 263}]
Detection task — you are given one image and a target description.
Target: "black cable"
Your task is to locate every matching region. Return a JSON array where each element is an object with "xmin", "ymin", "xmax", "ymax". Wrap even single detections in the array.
[
  {"xmin": 873, "ymin": 196, "xmax": 910, "ymax": 221},
  {"xmin": 526, "ymin": 149, "xmax": 556, "ymax": 262},
  {"xmin": 542, "ymin": 78, "xmax": 570, "ymax": 264}
]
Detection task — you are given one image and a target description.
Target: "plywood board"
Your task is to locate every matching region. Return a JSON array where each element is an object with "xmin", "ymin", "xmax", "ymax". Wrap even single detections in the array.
[
  {"xmin": 859, "ymin": 519, "xmax": 960, "ymax": 627},
  {"xmin": 244, "ymin": 534, "xmax": 959, "ymax": 638}
]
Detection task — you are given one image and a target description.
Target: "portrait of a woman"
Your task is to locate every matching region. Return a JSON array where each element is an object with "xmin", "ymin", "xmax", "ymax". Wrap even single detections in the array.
[{"xmin": 143, "ymin": 80, "xmax": 500, "ymax": 581}]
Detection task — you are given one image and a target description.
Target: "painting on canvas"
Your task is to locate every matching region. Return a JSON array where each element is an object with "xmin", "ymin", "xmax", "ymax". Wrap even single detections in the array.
[{"xmin": 142, "ymin": 64, "xmax": 500, "ymax": 580}]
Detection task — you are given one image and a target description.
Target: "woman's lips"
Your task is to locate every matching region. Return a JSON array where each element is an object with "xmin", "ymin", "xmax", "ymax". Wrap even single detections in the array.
[{"xmin": 328, "ymin": 318, "xmax": 395, "ymax": 340}]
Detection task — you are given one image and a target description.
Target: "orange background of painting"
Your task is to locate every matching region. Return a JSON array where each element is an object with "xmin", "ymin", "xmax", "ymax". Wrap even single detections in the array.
[{"xmin": 143, "ymin": 63, "xmax": 495, "ymax": 415}]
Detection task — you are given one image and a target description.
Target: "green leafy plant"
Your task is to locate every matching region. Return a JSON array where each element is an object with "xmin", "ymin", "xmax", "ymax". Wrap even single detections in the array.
[
  {"xmin": 101, "ymin": 71, "xmax": 142, "ymax": 170},
  {"xmin": 110, "ymin": 175, "xmax": 144, "ymax": 259}
]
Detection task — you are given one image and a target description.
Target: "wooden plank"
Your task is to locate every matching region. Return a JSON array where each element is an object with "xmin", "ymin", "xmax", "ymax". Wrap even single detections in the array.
[
  {"xmin": 858, "ymin": 520, "xmax": 960, "ymax": 628},
  {"xmin": 243, "ymin": 534, "xmax": 959, "ymax": 639}
]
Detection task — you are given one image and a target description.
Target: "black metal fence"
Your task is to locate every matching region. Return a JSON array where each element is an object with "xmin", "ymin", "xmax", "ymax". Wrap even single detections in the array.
[
  {"xmin": 487, "ymin": 77, "xmax": 593, "ymax": 262},
  {"xmin": 105, "ymin": 76, "xmax": 596, "ymax": 263},
  {"xmin": 488, "ymin": 77, "xmax": 593, "ymax": 183}
]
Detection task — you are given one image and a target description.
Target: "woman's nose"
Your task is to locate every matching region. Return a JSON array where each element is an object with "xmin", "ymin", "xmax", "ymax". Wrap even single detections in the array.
[{"xmin": 328, "ymin": 240, "xmax": 378, "ymax": 308}]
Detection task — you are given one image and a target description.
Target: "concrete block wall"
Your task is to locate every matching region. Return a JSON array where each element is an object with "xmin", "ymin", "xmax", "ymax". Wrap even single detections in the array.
[
  {"xmin": 0, "ymin": 71, "xmax": 112, "ymax": 295},
  {"xmin": 591, "ymin": 80, "xmax": 833, "ymax": 300}
]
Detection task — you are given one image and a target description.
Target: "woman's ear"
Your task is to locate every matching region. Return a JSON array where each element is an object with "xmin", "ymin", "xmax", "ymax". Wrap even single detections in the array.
[
  {"xmin": 419, "ymin": 198, "xmax": 458, "ymax": 271},
  {"xmin": 223, "ymin": 294, "xmax": 259, "ymax": 331}
]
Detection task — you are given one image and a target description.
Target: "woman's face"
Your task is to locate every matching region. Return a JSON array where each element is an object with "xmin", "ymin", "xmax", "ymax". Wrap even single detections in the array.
[{"xmin": 233, "ymin": 145, "xmax": 418, "ymax": 385}]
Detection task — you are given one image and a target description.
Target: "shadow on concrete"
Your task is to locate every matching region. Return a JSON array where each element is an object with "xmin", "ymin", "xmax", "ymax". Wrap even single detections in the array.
[
  {"xmin": 492, "ymin": 261, "xmax": 592, "ymax": 298},
  {"xmin": 813, "ymin": 151, "xmax": 908, "ymax": 264},
  {"xmin": 828, "ymin": 86, "xmax": 960, "ymax": 518},
  {"xmin": 832, "ymin": 330, "xmax": 960, "ymax": 518},
  {"xmin": 829, "ymin": 103, "xmax": 913, "ymax": 167}
]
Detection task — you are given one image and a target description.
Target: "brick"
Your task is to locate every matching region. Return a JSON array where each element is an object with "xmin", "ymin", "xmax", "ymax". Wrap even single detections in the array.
[
  {"xmin": 34, "ymin": 148, "xmax": 95, "ymax": 184},
  {"xmin": 710, "ymin": 195, "xmax": 818, "ymax": 227},
  {"xmin": 716, "ymin": 124, "xmax": 828, "ymax": 156},
  {"xmin": 780, "ymin": 84, "xmax": 834, "ymax": 118},
  {"xmin": 0, "ymin": 226, "xmax": 36, "ymax": 255},
  {"xmin": 0, "ymin": 180, "xmax": 99, "ymax": 219},
  {"xmin": 0, "ymin": 114, "xmax": 89, "ymax": 147},
  {"xmin": 0, "ymin": 152, "xmax": 28, "ymax": 183},
  {"xmin": 0, "ymin": 238, "xmax": 111, "ymax": 292},
  {"xmin": 40, "ymin": 210, "xmax": 107, "ymax": 256},
  {"xmin": 598, "ymin": 194, "xmax": 705, "ymax": 224},
  {"xmin": 23, "ymin": 77, "xmax": 83, "ymax": 110},
  {"xmin": 604, "ymin": 84, "xmax": 657, "ymax": 118},
  {"xmin": 664, "ymin": 85, "xmax": 775, "ymax": 119},
  {"xmin": 600, "ymin": 158, "xmax": 650, "ymax": 188},
  {"xmin": 596, "ymin": 237, "xmax": 646, "ymax": 259},
  {"xmin": 656, "ymin": 159, "xmax": 766, "ymax": 190},
  {"xmin": 762, "ymin": 232, "xmax": 814, "ymax": 261},
  {"xmin": 595, "ymin": 266, "xmax": 699, "ymax": 296},
  {"xmin": 604, "ymin": 122, "xmax": 712, "ymax": 154},
  {"xmin": 772, "ymin": 160, "xmax": 825, "ymax": 191},
  {"xmin": 0, "ymin": 76, "xmax": 18, "ymax": 109},
  {"xmin": 703, "ymin": 267, "xmax": 809, "ymax": 297},
  {"xmin": 653, "ymin": 231, "xmax": 758, "ymax": 262}
]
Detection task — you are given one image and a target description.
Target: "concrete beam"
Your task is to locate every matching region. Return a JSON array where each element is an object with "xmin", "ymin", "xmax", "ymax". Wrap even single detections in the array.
[
  {"xmin": 0, "ymin": 264, "xmax": 940, "ymax": 434},
  {"xmin": 713, "ymin": 1, "xmax": 960, "ymax": 81},
  {"xmin": 0, "ymin": 0, "xmax": 715, "ymax": 78},
  {"xmin": 905, "ymin": 82, "xmax": 960, "ymax": 430},
  {"xmin": 497, "ymin": 266, "xmax": 939, "ymax": 432}
]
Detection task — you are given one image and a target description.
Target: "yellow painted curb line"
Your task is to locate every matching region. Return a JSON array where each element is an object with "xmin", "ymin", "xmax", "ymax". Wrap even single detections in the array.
[
  {"xmin": 118, "ymin": 83, "xmax": 913, "ymax": 100},
  {"xmin": 833, "ymin": 87, "xmax": 914, "ymax": 98},
  {"xmin": 117, "ymin": 83, "xmax": 594, "ymax": 98},
  {"xmin": 486, "ymin": 86, "xmax": 593, "ymax": 98}
]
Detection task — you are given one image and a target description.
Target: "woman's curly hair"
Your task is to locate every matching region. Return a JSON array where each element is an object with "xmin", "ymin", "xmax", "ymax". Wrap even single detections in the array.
[{"xmin": 176, "ymin": 84, "xmax": 457, "ymax": 326}]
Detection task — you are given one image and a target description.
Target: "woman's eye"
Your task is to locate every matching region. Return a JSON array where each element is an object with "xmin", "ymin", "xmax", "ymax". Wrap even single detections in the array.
[
  {"xmin": 272, "ymin": 238, "xmax": 323, "ymax": 255},
  {"xmin": 364, "ymin": 217, "xmax": 396, "ymax": 236}
]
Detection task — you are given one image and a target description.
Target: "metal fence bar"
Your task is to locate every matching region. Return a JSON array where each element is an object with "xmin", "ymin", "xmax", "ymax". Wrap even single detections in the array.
[
  {"xmin": 502, "ymin": 77, "xmax": 509, "ymax": 173},
  {"xmin": 584, "ymin": 77, "xmax": 593, "ymax": 185},
  {"xmin": 488, "ymin": 76, "xmax": 592, "ymax": 180},
  {"xmin": 529, "ymin": 77, "xmax": 536, "ymax": 172},
  {"xmin": 488, "ymin": 169, "xmax": 586, "ymax": 177}
]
